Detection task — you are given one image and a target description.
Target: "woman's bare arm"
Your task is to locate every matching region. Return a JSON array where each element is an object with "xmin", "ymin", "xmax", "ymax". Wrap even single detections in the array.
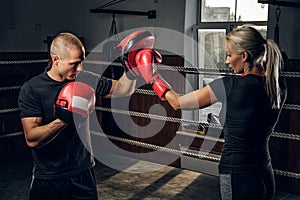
[{"xmin": 164, "ymin": 85, "xmax": 218, "ymax": 110}]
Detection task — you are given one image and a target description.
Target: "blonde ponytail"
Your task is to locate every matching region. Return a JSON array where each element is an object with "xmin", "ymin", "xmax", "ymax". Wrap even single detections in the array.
[{"xmin": 264, "ymin": 40, "xmax": 283, "ymax": 109}]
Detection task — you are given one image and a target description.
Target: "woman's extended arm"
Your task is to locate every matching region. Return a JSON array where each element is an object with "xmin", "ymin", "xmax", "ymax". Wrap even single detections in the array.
[{"xmin": 164, "ymin": 85, "xmax": 218, "ymax": 110}]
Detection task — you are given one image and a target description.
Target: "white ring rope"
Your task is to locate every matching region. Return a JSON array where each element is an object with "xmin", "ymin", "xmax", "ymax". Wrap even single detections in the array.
[
  {"xmin": 1, "ymin": 59, "xmax": 300, "ymax": 77},
  {"xmin": 90, "ymin": 131, "xmax": 300, "ymax": 179},
  {"xmin": 1, "ymin": 105, "xmax": 300, "ymax": 140}
]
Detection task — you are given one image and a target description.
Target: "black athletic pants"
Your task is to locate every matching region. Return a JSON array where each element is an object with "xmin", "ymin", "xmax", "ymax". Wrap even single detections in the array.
[
  {"xmin": 219, "ymin": 164, "xmax": 275, "ymax": 200},
  {"xmin": 29, "ymin": 168, "xmax": 98, "ymax": 200}
]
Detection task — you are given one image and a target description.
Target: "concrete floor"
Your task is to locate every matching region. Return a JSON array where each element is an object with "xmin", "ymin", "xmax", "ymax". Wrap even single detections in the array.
[{"xmin": 1, "ymin": 152, "xmax": 300, "ymax": 200}]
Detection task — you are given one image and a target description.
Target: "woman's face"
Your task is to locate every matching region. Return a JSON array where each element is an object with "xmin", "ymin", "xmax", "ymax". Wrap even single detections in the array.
[{"xmin": 225, "ymin": 42, "xmax": 245, "ymax": 74}]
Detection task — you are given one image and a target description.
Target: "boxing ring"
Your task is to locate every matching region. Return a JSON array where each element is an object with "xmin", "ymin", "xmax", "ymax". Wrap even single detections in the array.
[{"xmin": 1, "ymin": 57, "xmax": 300, "ymax": 192}]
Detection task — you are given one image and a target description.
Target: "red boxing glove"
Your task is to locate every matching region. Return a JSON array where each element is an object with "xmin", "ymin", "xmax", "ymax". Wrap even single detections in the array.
[
  {"xmin": 135, "ymin": 49, "xmax": 171, "ymax": 99},
  {"xmin": 118, "ymin": 30, "xmax": 155, "ymax": 79},
  {"xmin": 118, "ymin": 30, "xmax": 171, "ymax": 99},
  {"xmin": 55, "ymin": 82, "xmax": 96, "ymax": 123}
]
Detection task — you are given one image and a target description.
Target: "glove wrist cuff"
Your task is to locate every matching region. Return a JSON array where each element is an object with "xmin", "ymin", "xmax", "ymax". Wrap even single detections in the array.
[{"xmin": 152, "ymin": 79, "xmax": 171, "ymax": 100}]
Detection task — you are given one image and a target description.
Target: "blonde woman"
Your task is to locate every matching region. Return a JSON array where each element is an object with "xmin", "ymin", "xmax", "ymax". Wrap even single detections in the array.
[{"xmin": 125, "ymin": 25, "xmax": 287, "ymax": 200}]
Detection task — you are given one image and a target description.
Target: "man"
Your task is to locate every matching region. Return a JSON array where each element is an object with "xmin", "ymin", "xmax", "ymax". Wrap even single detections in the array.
[{"xmin": 18, "ymin": 32, "xmax": 136, "ymax": 200}]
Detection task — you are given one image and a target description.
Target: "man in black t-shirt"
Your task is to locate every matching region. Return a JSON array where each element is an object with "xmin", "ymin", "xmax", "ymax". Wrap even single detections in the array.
[{"xmin": 18, "ymin": 32, "xmax": 136, "ymax": 200}]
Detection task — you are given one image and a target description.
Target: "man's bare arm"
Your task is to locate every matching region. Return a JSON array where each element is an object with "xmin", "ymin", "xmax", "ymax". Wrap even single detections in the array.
[{"xmin": 21, "ymin": 117, "xmax": 66, "ymax": 148}]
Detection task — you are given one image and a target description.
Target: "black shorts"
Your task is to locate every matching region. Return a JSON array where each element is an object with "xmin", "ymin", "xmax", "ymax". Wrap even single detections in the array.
[{"xmin": 29, "ymin": 168, "xmax": 98, "ymax": 200}]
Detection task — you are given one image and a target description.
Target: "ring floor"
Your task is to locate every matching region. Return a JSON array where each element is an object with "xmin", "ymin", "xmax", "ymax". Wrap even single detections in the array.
[{"xmin": 1, "ymin": 152, "xmax": 300, "ymax": 200}]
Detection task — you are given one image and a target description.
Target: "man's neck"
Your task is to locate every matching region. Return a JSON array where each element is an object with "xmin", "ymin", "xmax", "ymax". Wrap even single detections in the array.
[{"xmin": 47, "ymin": 67, "xmax": 64, "ymax": 82}]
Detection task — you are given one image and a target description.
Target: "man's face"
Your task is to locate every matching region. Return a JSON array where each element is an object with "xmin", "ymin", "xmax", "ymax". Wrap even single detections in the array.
[{"xmin": 56, "ymin": 46, "xmax": 85, "ymax": 81}]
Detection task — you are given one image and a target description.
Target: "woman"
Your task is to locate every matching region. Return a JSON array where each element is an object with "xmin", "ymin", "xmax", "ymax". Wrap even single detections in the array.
[{"xmin": 155, "ymin": 25, "xmax": 286, "ymax": 199}]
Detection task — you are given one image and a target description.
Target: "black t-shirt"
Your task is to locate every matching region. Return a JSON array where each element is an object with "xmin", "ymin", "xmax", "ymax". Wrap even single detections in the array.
[
  {"xmin": 209, "ymin": 75, "xmax": 284, "ymax": 173},
  {"xmin": 18, "ymin": 67, "xmax": 112, "ymax": 178}
]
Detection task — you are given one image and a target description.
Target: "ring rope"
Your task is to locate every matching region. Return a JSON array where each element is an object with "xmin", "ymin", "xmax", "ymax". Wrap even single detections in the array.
[
  {"xmin": 1, "ymin": 83, "xmax": 300, "ymax": 112},
  {"xmin": 0, "ymin": 59, "xmax": 48, "ymax": 65},
  {"xmin": 272, "ymin": 131, "xmax": 300, "ymax": 140},
  {"xmin": 1, "ymin": 129, "xmax": 299, "ymax": 179},
  {"xmin": 134, "ymin": 88, "xmax": 157, "ymax": 96},
  {"xmin": 273, "ymin": 169, "xmax": 300, "ymax": 179},
  {"xmin": 0, "ymin": 131, "xmax": 23, "ymax": 139},
  {"xmin": 91, "ymin": 131, "xmax": 300, "ymax": 179},
  {"xmin": 281, "ymin": 71, "xmax": 300, "ymax": 78},
  {"xmin": 134, "ymin": 88, "xmax": 184, "ymax": 97},
  {"xmin": 0, "ymin": 85, "xmax": 21, "ymax": 91},
  {"xmin": 1, "ymin": 82, "xmax": 299, "ymax": 112},
  {"xmin": 156, "ymin": 64, "xmax": 300, "ymax": 78},
  {"xmin": 95, "ymin": 106, "xmax": 300, "ymax": 140},
  {"xmin": 91, "ymin": 131, "xmax": 221, "ymax": 162},
  {"xmin": 283, "ymin": 104, "xmax": 300, "ymax": 111},
  {"xmin": 1, "ymin": 85, "xmax": 300, "ymax": 111},
  {"xmin": 2, "ymin": 59, "xmax": 300, "ymax": 77},
  {"xmin": 157, "ymin": 64, "xmax": 233, "ymax": 74},
  {"xmin": 95, "ymin": 106, "xmax": 218, "ymax": 128},
  {"xmin": 0, "ymin": 108, "xmax": 19, "ymax": 114},
  {"xmin": 1, "ymin": 106, "xmax": 300, "ymax": 140}
]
